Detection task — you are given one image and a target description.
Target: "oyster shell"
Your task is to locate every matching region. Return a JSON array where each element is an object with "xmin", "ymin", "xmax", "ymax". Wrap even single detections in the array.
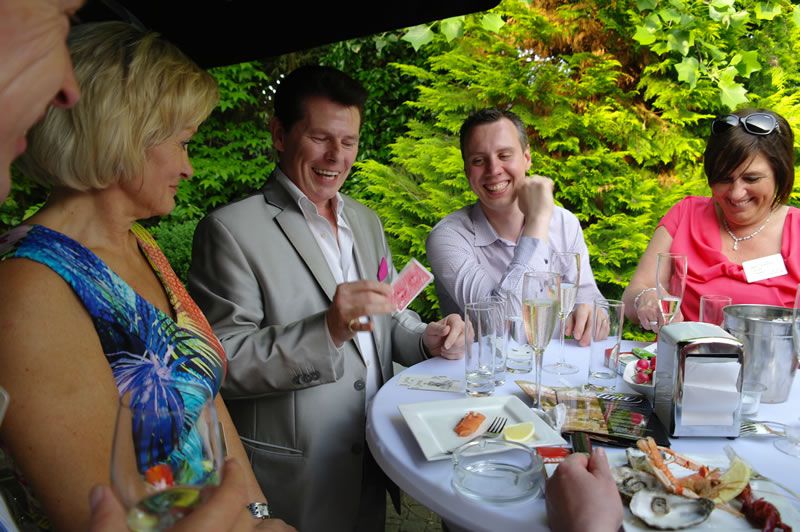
[
  {"xmin": 626, "ymin": 447, "xmax": 658, "ymax": 474},
  {"xmin": 612, "ymin": 466, "xmax": 663, "ymax": 501},
  {"xmin": 629, "ymin": 490, "xmax": 714, "ymax": 530}
]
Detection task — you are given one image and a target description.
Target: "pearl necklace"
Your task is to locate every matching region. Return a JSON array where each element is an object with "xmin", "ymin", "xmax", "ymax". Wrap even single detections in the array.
[{"xmin": 721, "ymin": 214, "xmax": 772, "ymax": 251}]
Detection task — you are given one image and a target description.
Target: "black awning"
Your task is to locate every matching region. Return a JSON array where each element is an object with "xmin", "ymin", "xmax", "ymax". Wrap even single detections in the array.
[{"xmin": 75, "ymin": 0, "xmax": 501, "ymax": 68}]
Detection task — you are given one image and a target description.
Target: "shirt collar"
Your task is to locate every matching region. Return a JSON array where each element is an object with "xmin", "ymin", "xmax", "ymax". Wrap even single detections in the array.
[
  {"xmin": 470, "ymin": 202, "xmax": 508, "ymax": 247},
  {"xmin": 275, "ymin": 168, "xmax": 344, "ymax": 219}
]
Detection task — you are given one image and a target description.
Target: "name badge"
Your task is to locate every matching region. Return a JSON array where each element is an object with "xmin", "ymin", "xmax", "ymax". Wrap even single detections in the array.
[{"xmin": 742, "ymin": 253, "xmax": 788, "ymax": 283}]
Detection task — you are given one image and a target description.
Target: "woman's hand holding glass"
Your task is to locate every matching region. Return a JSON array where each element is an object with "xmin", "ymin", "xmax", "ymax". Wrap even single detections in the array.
[
  {"xmin": 111, "ymin": 378, "xmax": 225, "ymax": 531},
  {"xmin": 653, "ymin": 252, "xmax": 688, "ymax": 331}
]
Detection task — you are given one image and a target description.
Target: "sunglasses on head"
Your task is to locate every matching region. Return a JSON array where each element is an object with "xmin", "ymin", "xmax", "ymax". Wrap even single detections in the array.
[{"xmin": 711, "ymin": 113, "xmax": 779, "ymax": 136}]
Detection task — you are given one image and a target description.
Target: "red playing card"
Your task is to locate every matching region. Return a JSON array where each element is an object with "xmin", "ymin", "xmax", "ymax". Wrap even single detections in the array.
[{"xmin": 391, "ymin": 258, "xmax": 434, "ymax": 311}]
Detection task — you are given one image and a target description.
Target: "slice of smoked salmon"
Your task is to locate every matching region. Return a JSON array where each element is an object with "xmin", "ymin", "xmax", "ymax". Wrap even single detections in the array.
[{"xmin": 453, "ymin": 411, "xmax": 486, "ymax": 437}]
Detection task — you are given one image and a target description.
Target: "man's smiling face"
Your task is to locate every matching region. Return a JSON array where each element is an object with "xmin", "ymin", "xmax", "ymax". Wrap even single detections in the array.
[
  {"xmin": 272, "ymin": 95, "xmax": 360, "ymax": 213},
  {"xmin": 463, "ymin": 117, "xmax": 531, "ymax": 215}
]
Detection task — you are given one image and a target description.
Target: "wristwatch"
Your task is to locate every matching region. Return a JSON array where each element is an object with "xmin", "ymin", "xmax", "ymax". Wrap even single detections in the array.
[{"xmin": 247, "ymin": 502, "xmax": 271, "ymax": 519}]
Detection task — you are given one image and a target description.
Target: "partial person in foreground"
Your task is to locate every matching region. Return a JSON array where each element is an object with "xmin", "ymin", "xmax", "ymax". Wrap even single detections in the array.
[
  {"xmin": 0, "ymin": 21, "xmax": 291, "ymax": 531},
  {"xmin": 0, "ymin": 0, "xmax": 81, "ymax": 202},
  {"xmin": 544, "ymin": 448, "xmax": 624, "ymax": 532},
  {"xmin": 426, "ymin": 108, "xmax": 603, "ymax": 346},
  {"xmin": 623, "ymin": 109, "xmax": 799, "ymax": 331},
  {"xmin": 189, "ymin": 64, "xmax": 465, "ymax": 531}
]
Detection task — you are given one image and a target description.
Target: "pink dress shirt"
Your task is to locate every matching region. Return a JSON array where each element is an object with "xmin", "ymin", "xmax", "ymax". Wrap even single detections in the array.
[{"xmin": 659, "ymin": 196, "xmax": 800, "ymax": 321}]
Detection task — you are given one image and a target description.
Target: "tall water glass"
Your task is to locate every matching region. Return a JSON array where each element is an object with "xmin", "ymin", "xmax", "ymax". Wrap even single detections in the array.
[
  {"xmin": 502, "ymin": 288, "xmax": 533, "ymax": 374},
  {"xmin": 464, "ymin": 302, "xmax": 497, "ymax": 397},
  {"xmin": 656, "ymin": 252, "xmax": 687, "ymax": 329},
  {"xmin": 521, "ymin": 272, "xmax": 560, "ymax": 409},
  {"xmin": 112, "ymin": 378, "xmax": 224, "ymax": 531},
  {"xmin": 699, "ymin": 294, "xmax": 732, "ymax": 326},
  {"xmin": 587, "ymin": 299, "xmax": 624, "ymax": 389},
  {"xmin": 544, "ymin": 252, "xmax": 580, "ymax": 375},
  {"xmin": 481, "ymin": 294, "xmax": 507, "ymax": 386}
]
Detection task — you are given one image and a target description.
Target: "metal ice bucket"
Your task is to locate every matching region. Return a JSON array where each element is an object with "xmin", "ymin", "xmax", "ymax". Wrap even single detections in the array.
[{"xmin": 723, "ymin": 304, "xmax": 797, "ymax": 403}]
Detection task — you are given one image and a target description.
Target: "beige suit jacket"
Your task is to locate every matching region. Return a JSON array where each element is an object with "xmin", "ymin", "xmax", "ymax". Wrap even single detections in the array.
[{"xmin": 188, "ymin": 173, "xmax": 428, "ymax": 531}]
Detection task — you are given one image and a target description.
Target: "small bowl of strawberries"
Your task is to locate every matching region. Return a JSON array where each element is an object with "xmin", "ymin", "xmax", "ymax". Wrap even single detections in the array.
[{"xmin": 622, "ymin": 348, "xmax": 656, "ymax": 398}]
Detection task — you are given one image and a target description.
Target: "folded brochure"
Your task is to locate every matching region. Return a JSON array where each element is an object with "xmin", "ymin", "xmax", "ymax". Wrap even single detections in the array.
[{"xmin": 516, "ymin": 381, "xmax": 670, "ymax": 447}]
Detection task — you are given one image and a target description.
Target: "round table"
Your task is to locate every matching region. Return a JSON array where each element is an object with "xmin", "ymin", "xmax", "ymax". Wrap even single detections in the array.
[{"xmin": 366, "ymin": 340, "xmax": 800, "ymax": 532}]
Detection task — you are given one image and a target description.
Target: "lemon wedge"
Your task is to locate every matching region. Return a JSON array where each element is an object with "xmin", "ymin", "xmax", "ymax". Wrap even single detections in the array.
[
  {"xmin": 713, "ymin": 457, "xmax": 751, "ymax": 504},
  {"xmin": 502, "ymin": 422, "xmax": 535, "ymax": 442}
]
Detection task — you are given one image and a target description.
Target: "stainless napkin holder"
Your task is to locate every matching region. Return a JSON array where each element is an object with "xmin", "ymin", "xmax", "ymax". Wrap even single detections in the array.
[{"xmin": 654, "ymin": 322, "xmax": 744, "ymax": 437}]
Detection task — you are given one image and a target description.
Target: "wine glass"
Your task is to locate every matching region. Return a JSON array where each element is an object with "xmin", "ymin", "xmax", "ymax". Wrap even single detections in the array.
[
  {"xmin": 521, "ymin": 271, "xmax": 561, "ymax": 409},
  {"xmin": 774, "ymin": 419, "xmax": 800, "ymax": 457},
  {"xmin": 775, "ymin": 284, "xmax": 800, "ymax": 456},
  {"xmin": 699, "ymin": 294, "xmax": 732, "ymax": 326},
  {"xmin": 111, "ymin": 378, "xmax": 225, "ymax": 531},
  {"xmin": 655, "ymin": 252, "xmax": 687, "ymax": 329},
  {"xmin": 543, "ymin": 252, "xmax": 580, "ymax": 375}
]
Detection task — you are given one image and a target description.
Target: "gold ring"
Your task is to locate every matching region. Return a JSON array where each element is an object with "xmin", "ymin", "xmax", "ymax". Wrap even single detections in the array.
[{"xmin": 348, "ymin": 318, "xmax": 358, "ymax": 333}]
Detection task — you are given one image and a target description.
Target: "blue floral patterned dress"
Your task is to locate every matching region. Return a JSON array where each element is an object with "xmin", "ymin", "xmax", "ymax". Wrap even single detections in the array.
[{"xmin": 0, "ymin": 223, "xmax": 227, "ymax": 525}]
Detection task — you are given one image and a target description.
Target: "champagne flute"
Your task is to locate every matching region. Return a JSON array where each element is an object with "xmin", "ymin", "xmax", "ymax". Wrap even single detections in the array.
[
  {"xmin": 521, "ymin": 271, "xmax": 560, "ymax": 409},
  {"xmin": 111, "ymin": 378, "xmax": 225, "ymax": 531},
  {"xmin": 655, "ymin": 252, "xmax": 687, "ymax": 328},
  {"xmin": 543, "ymin": 252, "xmax": 580, "ymax": 375}
]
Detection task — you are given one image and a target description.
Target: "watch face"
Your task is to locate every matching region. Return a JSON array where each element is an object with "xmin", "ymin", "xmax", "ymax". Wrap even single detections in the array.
[{"xmin": 248, "ymin": 502, "xmax": 270, "ymax": 519}]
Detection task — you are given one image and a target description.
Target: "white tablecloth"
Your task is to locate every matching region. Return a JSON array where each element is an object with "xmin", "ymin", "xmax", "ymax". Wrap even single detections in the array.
[{"xmin": 366, "ymin": 340, "xmax": 800, "ymax": 532}]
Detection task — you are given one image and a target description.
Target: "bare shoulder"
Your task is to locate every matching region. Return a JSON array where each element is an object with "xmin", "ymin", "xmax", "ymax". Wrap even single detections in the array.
[
  {"xmin": 0, "ymin": 256, "xmax": 87, "ymax": 322},
  {"xmin": 0, "ymin": 256, "xmax": 107, "ymax": 389}
]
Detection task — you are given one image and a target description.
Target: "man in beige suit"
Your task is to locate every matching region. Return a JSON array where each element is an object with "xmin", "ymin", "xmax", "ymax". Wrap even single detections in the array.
[{"xmin": 188, "ymin": 65, "xmax": 464, "ymax": 531}]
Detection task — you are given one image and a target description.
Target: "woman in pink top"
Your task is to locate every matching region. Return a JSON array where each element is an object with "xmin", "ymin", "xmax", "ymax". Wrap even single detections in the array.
[{"xmin": 623, "ymin": 109, "xmax": 798, "ymax": 330}]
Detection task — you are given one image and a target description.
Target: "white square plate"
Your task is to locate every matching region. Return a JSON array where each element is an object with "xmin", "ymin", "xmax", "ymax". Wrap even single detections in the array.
[{"xmin": 398, "ymin": 395, "xmax": 568, "ymax": 461}]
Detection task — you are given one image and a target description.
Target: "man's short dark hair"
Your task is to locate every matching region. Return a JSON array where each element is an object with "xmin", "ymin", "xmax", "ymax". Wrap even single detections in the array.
[
  {"xmin": 273, "ymin": 65, "xmax": 367, "ymax": 132},
  {"xmin": 459, "ymin": 108, "xmax": 529, "ymax": 157}
]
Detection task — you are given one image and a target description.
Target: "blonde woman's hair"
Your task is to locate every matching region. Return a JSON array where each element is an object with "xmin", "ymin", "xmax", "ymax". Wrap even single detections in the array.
[{"xmin": 18, "ymin": 21, "xmax": 219, "ymax": 190}]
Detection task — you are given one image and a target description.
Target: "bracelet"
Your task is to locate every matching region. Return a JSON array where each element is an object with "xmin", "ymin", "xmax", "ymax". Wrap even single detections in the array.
[{"xmin": 633, "ymin": 287, "xmax": 656, "ymax": 310}]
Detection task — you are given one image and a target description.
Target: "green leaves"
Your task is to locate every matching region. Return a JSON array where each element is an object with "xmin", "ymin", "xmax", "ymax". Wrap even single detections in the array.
[
  {"xmin": 633, "ymin": 14, "xmax": 661, "ymax": 45},
  {"xmin": 480, "ymin": 13, "xmax": 505, "ymax": 32},
  {"xmin": 755, "ymin": 2, "xmax": 782, "ymax": 20},
  {"xmin": 629, "ymin": 0, "xmax": 799, "ymax": 110},
  {"xmin": 718, "ymin": 66, "xmax": 749, "ymax": 109},
  {"xmin": 732, "ymin": 50, "xmax": 761, "ymax": 77},
  {"xmin": 440, "ymin": 17, "xmax": 465, "ymax": 42},
  {"xmin": 675, "ymin": 56, "xmax": 700, "ymax": 87},
  {"xmin": 401, "ymin": 25, "xmax": 436, "ymax": 51}
]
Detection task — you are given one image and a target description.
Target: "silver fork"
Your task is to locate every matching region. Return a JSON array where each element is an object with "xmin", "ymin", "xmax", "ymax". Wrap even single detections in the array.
[
  {"xmin": 445, "ymin": 416, "xmax": 508, "ymax": 454},
  {"xmin": 484, "ymin": 416, "xmax": 508, "ymax": 437},
  {"xmin": 739, "ymin": 419, "xmax": 787, "ymax": 437},
  {"xmin": 724, "ymin": 445, "xmax": 800, "ymax": 501}
]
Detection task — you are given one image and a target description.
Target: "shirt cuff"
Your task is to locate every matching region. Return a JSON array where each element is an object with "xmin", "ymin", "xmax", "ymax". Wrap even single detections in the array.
[
  {"xmin": 514, "ymin": 236, "xmax": 549, "ymax": 265},
  {"xmin": 325, "ymin": 320, "xmax": 347, "ymax": 353}
]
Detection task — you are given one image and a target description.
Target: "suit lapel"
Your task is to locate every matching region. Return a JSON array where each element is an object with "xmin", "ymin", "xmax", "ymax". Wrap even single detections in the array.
[
  {"xmin": 345, "ymin": 200, "xmax": 386, "ymax": 372},
  {"xmin": 346, "ymin": 203, "xmax": 378, "ymax": 285},
  {"xmin": 263, "ymin": 178, "xmax": 338, "ymax": 301}
]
